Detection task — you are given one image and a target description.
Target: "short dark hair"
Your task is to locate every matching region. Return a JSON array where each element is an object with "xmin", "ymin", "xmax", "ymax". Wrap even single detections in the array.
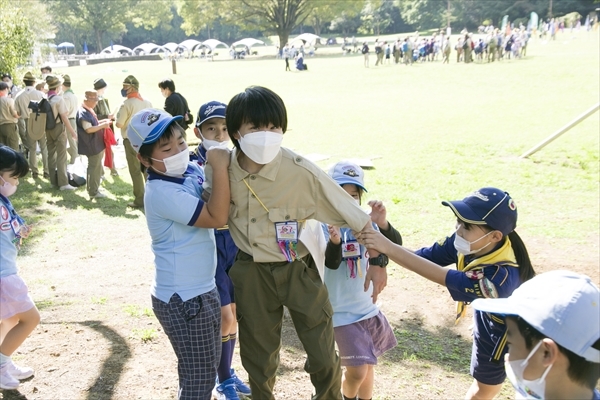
[
  {"xmin": 158, "ymin": 78, "xmax": 175, "ymax": 93},
  {"xmin": 0, "ymin": 82, "xmax": 8, "ymax": 91},
  {"xmin": 226, "ymin": 86, "xmax": 287, "ymax": 150},
  {"xmin": 138, "ymin": 123, "xmax": 184, "ymax": 165},
  {"xmin": 0, "ymin": 145, "xmax": 29, "ymax": 178},
  {"xmin": 509, "ymin": 316, "xmax": 600, "ymax": 390}
]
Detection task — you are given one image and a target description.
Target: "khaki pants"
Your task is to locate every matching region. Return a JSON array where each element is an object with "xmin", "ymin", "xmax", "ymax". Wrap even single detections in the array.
[
  {"xmin": 67, "ymin": 119, "xmax": 78, "ymax": 164},
  {"xmin": 229, "ymin": 252, "xmax": 341, "ymax": 400},
  {"xmin": 86, "ymin": 150, "xmax": 104, "ymax": 196},
  {"xmin": 22, "ymin": 118, "xmax": 49, "ymax": 176},
  {"xmin": 0, "ymin": 123, "xmax": 19, "ymax": 151},
  {"xmin": 123, "ymin": 138, "xmax": 145, "ymax": 207},
  {"xmin": 17, "ymin": 118, "xmax": 28, "ymax": 150},
  {"xmin": 46, "ymin": 123, "xmax": 68, "ymax": 187}
]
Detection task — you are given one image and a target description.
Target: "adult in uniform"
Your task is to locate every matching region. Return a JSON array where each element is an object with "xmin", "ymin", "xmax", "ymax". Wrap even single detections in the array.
[
  {"xmin": 13, "ymin": 72, "xmax": 48, "ymax": 178},
  {"xmin": 61, "ymin": 75, "xmax": 78, "ymax": 164},
  {"xmin": 0, "ymin": 82, "xmax": 19, "ymax": 151},
  {"xmin": 115, "ymin": 75, "xmax": 152, "ymax": 208},
  {"xmin": 93, "ymin": 78, "xmax": 118, "ymax": 176},
  {"xmin": 45, "ymin": 75, "xmax": 78, "ymax": 190}
]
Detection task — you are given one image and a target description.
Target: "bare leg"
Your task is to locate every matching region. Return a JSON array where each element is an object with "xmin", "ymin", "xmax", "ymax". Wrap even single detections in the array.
[
  {"xmin": 342, "ymin": 364, "xmax": 368, "ymax": 398},
  {"xmin": 0, "ymin": 307, "xmax": 40, "ymax": 356}
]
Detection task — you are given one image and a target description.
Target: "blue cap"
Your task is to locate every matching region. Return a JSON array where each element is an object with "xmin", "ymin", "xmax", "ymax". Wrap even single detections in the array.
[
  {"xmin": 328, "ymin": 161, "xmax": 367, "ymax": 192},
  {"xmin": 196, "ymin": 101, "xmax": 226, "ymax": 128},
  {"xmin": 472, "ymin": 270, "xmax": 599, "ymax": 362},
  {"xmin": 127, "ymin": 108, "xmax": 182, "ymax": 153},
  {"xmin": 442, "ymin": 187, "xmax": 517, "ymax": 235}
]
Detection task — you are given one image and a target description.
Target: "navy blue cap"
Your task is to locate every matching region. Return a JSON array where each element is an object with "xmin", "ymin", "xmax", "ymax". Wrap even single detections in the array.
[
  {"xmin": 442, "ymin": 187, "xmax": 517, "ymax": 235},
  {"xmin": 196, "ymin": 101, "xmax": 226, "ymax": 128}
]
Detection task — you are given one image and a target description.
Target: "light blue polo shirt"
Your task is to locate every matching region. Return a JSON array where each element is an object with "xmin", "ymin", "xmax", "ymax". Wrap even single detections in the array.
[
  {"xmin": 0, "ymin": 194, "xmax": 22, "ymax": 278},
  {"xmin": 145, "ymin": 162, "xmax": 217, "ymax": 303}
]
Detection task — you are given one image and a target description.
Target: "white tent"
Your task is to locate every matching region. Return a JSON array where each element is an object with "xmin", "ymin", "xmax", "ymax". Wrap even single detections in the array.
[
  {"xmin": 132, "ymin": 43, "xmax": 167, "ymax": 55},
  {"xmin": 290, "ymin": 33, "xmax": 322, "ymax": 45},
  {"xmin": 202, "ymin": 39, "xmax": 229, "ymax": 50},
  {"xmin": 163, "ymin": 42, "xmax": 178, "ymax": 52},
  {"xmin": 231, "ymin": 38, "xmax": 265, "ymax": 48},
  {"xmin": 178, "ymin": 39, "xmax": 203, "ymax": 53},
  {"xmin": 100, "ymin": 44, "xmax": 133, "ymax": 56}
]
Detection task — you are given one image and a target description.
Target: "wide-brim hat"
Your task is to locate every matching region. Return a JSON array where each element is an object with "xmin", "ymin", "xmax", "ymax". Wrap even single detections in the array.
[
  {"xmin": 46, "ymin": 74, "xmax": 62, "ymax": 89},
  {"xmin": 23, "ymin": 72, "xmax": 36, "ymax": 83},
  {"xmin": 122, "ymin": 75, "xmax": 139, "ymax": 89},
  {"xmin": 84, "ymin": 90, "xmax": 98, "ymax": 102},
  {"xmin": 93, "ymin": 78, "xmax": 107, "ymax": 90}
]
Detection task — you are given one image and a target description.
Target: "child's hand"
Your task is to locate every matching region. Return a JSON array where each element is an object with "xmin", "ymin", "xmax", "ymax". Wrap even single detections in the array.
[
  {"xmin": 368, "ymin": 200, "xmax": 389, "ymax": 230},
  {"xmin": 20, "ymin": 224, "xmax": 33, "ymax": 238},
  {"xmin": 327, "ymin": 225, "xmax": 341, "ymax": 245},
  {"xmin": 206, "ymin": 147, "xmax": 231, "ymax": 169}
]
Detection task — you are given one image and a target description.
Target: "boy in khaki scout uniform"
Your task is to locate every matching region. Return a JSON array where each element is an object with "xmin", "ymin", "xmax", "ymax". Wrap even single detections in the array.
[
  {"xmin": 61, "ymin": 75, "xmax": 78, "ymax": 164},
  {"xmin": 0, "ymin": 82, "xmax": 19, "ymax": 151},
  {"xmin": 45, "ymin": 75, "xmax": 78, "ymax": 190},
  {"xmin": 221, "ymin": 86, "xmax": 388, "ymax": 400},
  {"xmin": 115, "ymin": 75, "xmax": 152, "ymax": 208}
]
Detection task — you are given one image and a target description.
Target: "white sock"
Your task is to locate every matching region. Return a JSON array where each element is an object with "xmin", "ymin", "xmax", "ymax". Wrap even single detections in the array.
[{"xmin": 0, "ymin": 352, "xmax": 10, "ymax": 365}]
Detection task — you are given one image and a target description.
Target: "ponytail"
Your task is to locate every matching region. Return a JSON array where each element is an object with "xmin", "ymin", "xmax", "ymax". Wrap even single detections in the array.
[{"xmin": 509, "ymin": 231, "xmax": 535, "ymax": 283}]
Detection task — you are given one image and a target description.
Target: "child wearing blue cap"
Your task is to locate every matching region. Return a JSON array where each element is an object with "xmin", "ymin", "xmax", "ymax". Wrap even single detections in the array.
[
  {"xmin": 472, "ymin": 270, "xmax": 600, "ymax": 400},
  {"xmin": 355, "ymin": 187, "xmax": 536, "ymax": 400},
  {"xmin": 191, "ymin": 101, "xmax": 251, "ymax": 400},
  {"xmin": 322, "ymin": 161, "xmax": 401, "ymax": 400},
  {"xmin": 127, "ymin": 108, "xmax": 231, "ymax": 400}
]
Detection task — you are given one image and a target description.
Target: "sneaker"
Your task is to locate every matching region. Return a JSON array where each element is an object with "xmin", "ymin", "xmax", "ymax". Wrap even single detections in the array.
[
  {"xmin": 110, "ymin": 169, "xmax": 119, "ymax": 176},
  {"xmin": 0, "ymin": 362, "xmax": 19, "ymax": 390},
  {"xmin": 32, "ymin": 172, "xmax": 39, "ymax": 179},
  {"xmin": 213, "ymin": 378, "xmax": 240, "ymax": 400},
  {"xmin": 127, "ymin": 202, "xmax": 143, "ymax": 209},
  {"xmin": 43, "ymin": 172, "xmax": 50, "ymax": 179},
  {"xmin": 91, "ymin": 191, "xmax": 107, "ymax": 199},
  {"xmin": 59, "ymin": 184, "xmax": 76, "ymax": 191},
  {"xmin": 230, "ymin": 369, "xmax": 251, "ymax": 397},
  {"xmin": 5, "ymin": 359, "xmax": 34, "ymax": 380}
]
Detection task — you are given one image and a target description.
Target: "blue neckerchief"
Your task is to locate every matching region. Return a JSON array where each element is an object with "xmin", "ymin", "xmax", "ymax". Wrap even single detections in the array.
[{"xmin": 147, "ymin": 165, "xmax": 195, "ymax": 185}]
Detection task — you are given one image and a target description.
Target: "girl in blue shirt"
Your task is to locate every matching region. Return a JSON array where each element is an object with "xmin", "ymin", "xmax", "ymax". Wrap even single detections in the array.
[
  {"xmin": 0, "ymin": 145, "xmax": 40, "ymax": 391},
  {"xmin": 355, "ymin": 187, "xmax": 536, "ymax": 400}
]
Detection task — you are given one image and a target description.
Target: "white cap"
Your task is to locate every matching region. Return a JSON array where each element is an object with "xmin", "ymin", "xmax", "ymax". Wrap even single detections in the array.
[{"xmin": 472, "ymin": 270, "xmax": 600, "ymax": 363}]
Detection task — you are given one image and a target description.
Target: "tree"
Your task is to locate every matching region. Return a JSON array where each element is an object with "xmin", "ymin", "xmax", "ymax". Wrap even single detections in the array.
[
  {"xmin": 177, "ymin": 0, "xmax": 223, "ymax": 36},
  {"xmin": 46, "ymin": 0, "xmax": 172, "ymax": 52},
  {"xmin": 227, "ymin": 0, "xmax": 315, "ymax": 48},
  {"xmin": 306, "ymin": 0, "xmax": 363, "ymax": 36},
  {"xmin": 359, "ymin": 0, "xmax": 397, "ymax": 36},
  {"xmin": 397, "ymin": 0, "xmax": 447, "ymax": 30},
  {"xmin": 0, "ymin": 0, "xmax": 35, "ymax": 76}
]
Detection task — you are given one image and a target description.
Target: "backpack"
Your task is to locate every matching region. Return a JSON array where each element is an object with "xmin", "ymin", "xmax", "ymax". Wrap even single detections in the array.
[
  {"xmin": 361, "ymin": 45, "xmax": 368, "ymax": 54},
  {"xmin": 27, "ymin": 96, "xmax": 58, "ymax": 140}
]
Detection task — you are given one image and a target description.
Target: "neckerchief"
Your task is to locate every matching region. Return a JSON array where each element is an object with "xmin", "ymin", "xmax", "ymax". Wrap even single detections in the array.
[
  {"xmin": 455, "ymin": 237, "xmax": 518, "ymax": 323},
  {"xmin": 81, "ymin": 103, "xmax": 98, "ymax": 121},
  {"xmin": 127, "ymin": 92, "xmax": 144, "ymax": 101}
]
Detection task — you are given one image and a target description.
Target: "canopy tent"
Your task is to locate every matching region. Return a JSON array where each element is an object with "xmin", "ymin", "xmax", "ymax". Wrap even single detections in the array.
[
  {"xmin": 202, "ymin": 39, "xmax": 229, "ymax": 50},
  {"xmin": 290, "ymin": 33, "xmax": 322, "ymax": 45},
  {"xmin": 132, "ymin": 43, "xmax": 168, "ymax": 55},
  {"xmin": 57, "ymin": 42, "xmax": 75, "ymax": 54},
  {"xmin": 178, "ymin": 39, "xmax": 203, "ymax": 53},
  {"xmin": 162, "ymin": 42, "xmax": 178, "ymax": 52},
  {"xmin": 231, "ymin": 38, "xmax": 265, "ymax": 48},
  {"xmin": 100, "ymin": 44, "xmax": 133, "ymax": 56}
]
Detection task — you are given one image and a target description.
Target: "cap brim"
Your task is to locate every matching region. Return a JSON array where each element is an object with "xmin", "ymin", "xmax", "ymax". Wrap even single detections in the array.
[
  {"xmin": 442, "ymin": 200, "xmax": 485, "ymax": 225},
  {"xmin": 336, "ymin": 179, "xmax": 368, "ymax": 193},
  {"xmin": 196, "ymin": 115, "xmax": 225, "ymax": 127},
  {"xmin": 471, "ymin": 297, "xmax": 522, "ymax": 316},
  {"xmin": 144, "ymin": 115, "xmax": 183, "ymax": 144}
]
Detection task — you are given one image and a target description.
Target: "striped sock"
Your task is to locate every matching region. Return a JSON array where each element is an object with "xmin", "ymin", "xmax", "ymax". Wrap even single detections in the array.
[{"xmin": 217, "ymin": 335, "xmax": 232, "ymax": 383}]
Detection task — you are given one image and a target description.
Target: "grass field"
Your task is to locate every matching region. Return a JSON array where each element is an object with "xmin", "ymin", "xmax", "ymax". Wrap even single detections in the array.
[{"xmin": 6, "ymin": 29, "xmax": 599, "ymax": 399}]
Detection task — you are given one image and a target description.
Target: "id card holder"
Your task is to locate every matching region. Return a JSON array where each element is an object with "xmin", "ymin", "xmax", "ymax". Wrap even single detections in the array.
[
  {"xmin": 10, "ymin": 217, "xmax": 21, "ymax": 236},
  {"xmin": 275, "ymin": 221, "xmax": 299, "ymax": 262},
  {"xmin": 341, "ymin": 240, "xmax": 361, "ymax": 259}
]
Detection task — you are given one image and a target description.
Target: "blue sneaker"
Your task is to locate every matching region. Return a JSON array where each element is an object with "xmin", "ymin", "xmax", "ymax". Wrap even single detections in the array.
[
  {"xmin": 213, "ymin": 378, "xmax": 240, "ymax": 400},
  {"xmin": 230, "ymin": 368, "xmax": 252, "ymax": 397}
]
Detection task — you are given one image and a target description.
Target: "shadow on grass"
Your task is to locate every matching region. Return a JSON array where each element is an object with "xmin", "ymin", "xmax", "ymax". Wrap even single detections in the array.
[
  {"xmin": 383, "ymin": 313, "xmax": 472, "ymax": 375},
  {"xmin": 0, "ymin": 320, "xmax": 131, "ymax": 400}
]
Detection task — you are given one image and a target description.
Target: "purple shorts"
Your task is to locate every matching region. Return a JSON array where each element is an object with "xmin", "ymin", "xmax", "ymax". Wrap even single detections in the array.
[
  {"xmin": 0, "ymin": 274, "xmax": 36, "ymax": 320},
  {"xmin": 334, "ymin": 311, "xmax": 397, "ymax": 367}
]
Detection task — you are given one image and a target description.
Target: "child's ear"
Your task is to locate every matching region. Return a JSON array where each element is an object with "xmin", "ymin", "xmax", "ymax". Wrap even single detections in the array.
[
  {"xmin": 137, "ymin": 153, "xmax": 151, "ymax": 168},
  {"xmin": 193, "ymin": 127, "xmax": 201, "ymax": 139},
  {"xmin": 491, "ymin": 230, "xmax": 504, "ymax": 243}
]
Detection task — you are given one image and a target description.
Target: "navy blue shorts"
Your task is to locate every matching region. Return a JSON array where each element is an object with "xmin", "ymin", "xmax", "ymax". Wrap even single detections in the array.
[
  {"xmin": 470, "ymin": 312, "xmax": 507, "ymax": 385},
  {"xmin": 215, "ymin": 229, "xmax": 238, "ymax": 306}
]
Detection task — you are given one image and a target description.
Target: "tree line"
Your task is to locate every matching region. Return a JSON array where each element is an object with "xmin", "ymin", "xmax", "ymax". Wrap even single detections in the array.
[{"xmin": 2, "ymin": 0, "xmax": 595, "ymax": 76}]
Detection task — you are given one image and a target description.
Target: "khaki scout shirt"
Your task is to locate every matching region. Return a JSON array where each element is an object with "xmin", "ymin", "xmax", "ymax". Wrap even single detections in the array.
[
  {"xmin": 116, "ymin": 97, "xmax": 152, "ymax": 139},
  {"xmin": 14, "ymin": 86, "xmax": 43, "ymax": 119},
  {"xmin": 0, "ymin": 96, "xmax": 18, "ymax": 125},
  {"xmin": 227, "ymin": 147, "xmax": 371, "ymax": 262}
]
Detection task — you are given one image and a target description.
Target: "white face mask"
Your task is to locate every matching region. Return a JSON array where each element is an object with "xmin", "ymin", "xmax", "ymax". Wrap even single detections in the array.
[
  {"xmin": 151, "ymin": 147, "xmax": 189, "ymax": 177},
  {"xmin": 0, "ymin": 176, "xmax": 17, "ymax": 197},
  {"xmin": 454, "ymin": 230, "xmax": 493, "ymax": 255},
  {"xmin": 238, "ymin": 131, "xmax": 282, "ymax": 164},
  {"xmin": 505, "ymin": 341, "xmax": 553, "ymax": 399},
  {"xmin": 200, "ymin": 133, "xmax": 229, "ymax": 151}
]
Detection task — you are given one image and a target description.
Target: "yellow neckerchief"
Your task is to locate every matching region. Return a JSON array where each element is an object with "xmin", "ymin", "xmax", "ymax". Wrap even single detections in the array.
[{"xmin": 455, "ymin": 237, "xmax": 517, "ymax": 323}]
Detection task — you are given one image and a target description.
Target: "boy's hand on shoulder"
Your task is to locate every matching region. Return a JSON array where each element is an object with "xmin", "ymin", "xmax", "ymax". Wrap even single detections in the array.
[
  {"xmin": 206, "ymin": 147, "xmax": 231, "ymax": 169},
  {"xmin": 328, "ymin": 225, "xmax": 341, "ymax": 245},
  {"xmin": 368, "ymin": 200, "xmax": 389, "ymax": 230}
]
